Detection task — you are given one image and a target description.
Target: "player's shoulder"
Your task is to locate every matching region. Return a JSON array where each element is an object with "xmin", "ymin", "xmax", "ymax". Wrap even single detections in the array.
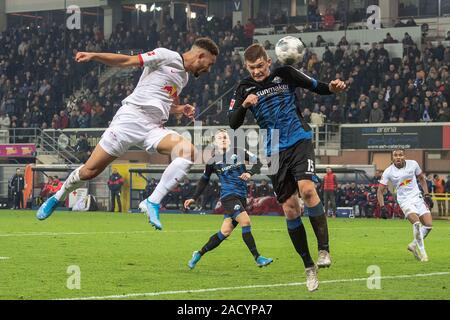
[
  {"xmin": 234, "ymin": 77, "xmax": 257, "ymax": 96},
  {"xmin": 382, "ymin": 164, "xmax": 394, "ymax": 175},
  {"xmin": 405, "ymin": 159, "xmax": 419, "ymax": 167},
  {"xmin": 272, "ymin": 65, "xmax": 295, "ymax": 74}
]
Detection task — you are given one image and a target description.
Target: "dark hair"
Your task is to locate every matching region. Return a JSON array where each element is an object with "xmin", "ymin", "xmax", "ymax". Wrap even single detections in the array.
[
  {"xmin": 193, "ymin": 37, "xmax": 220, "ymax": 56},
  {"xmin": 392, "ymin": 148, "xmax": 405, "ymax": 154},
  {"xmin": 244, "ymin": 43, "xmax": 268, "ymax": 62}
]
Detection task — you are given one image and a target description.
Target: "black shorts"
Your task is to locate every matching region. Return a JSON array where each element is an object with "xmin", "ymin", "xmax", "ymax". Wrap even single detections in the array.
[
  {"xmin": 221, "ymin": 195, "xmax": 247, "ymax": 220},
  {"xmin": 268, "ymin": 139, "xmax": 318, "ymax": 203}
]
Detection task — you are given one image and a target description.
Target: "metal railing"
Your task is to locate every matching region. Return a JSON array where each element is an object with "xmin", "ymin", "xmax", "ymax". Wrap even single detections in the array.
[{"xmin": 4, "ymin": 128, "xmax": 81, "ymax": 164}]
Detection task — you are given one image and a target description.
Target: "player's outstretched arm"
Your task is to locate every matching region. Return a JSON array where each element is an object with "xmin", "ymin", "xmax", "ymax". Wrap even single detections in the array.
[
  {"xmin": 273, "ymin": 65, "xmax": 346, "ymax": 94},
  {"xmin": 75, "ymin": 52, "xmax": 140, "ymax": 68}
]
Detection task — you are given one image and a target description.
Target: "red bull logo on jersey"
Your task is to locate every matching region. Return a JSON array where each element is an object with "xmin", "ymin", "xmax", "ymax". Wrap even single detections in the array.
[
  {"xmin": 163, "ymin": 84, "xmax": 178, "ymax": 98},
  {"xmin": 399, "ymin": 178, "xmax": 412, "ymax": 187}
]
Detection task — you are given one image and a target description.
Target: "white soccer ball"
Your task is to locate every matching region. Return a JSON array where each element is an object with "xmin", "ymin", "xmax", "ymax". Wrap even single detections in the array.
[{"xmin": 275, "ymin": 36, "xmax": 305, "ymax": 65}]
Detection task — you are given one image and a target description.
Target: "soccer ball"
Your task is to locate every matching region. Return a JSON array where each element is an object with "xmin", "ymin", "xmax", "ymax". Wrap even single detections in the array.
[{"xmin": 275, "ymin": 36, "xmax": 305, "ymax": 65}]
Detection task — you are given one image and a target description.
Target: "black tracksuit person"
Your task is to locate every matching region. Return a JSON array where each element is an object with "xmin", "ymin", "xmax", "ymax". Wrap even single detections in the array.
[
  {"xmin": 11, "ymin": 168, "xmax": 25, "ymax": 209},
  {"xmin": 108, "ymin": 169, "xmax": 124, "ymax": 212}
]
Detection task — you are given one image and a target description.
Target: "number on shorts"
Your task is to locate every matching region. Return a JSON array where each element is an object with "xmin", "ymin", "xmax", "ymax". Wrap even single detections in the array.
[{"xmin": 307, "ymin": 159, "xmax": 314, "ymax": 173}]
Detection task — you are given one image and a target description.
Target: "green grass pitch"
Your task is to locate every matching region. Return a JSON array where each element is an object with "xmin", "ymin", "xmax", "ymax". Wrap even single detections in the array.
[{"xmin": 0, "ymin": 210, "xmax": 449, "ymax": 300}]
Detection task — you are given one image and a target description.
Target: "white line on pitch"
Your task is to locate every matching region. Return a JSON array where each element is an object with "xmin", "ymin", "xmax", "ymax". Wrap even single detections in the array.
[
  {"xmin": 0, "ymin": 257, "xmax": 10, "ymax": 260},
  {"xmin": 0, "ymin": 226, "xmax": 422, "ymax": 237},
  {"xmin": 56, "ymin": 271, "xmax": 450, "ymax": 300}
]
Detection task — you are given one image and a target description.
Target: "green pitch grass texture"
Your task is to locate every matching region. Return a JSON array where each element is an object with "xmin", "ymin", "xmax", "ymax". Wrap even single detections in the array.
[{"xmin": 0, "ymin": 210, "xmax": 449, "ymax": 300}]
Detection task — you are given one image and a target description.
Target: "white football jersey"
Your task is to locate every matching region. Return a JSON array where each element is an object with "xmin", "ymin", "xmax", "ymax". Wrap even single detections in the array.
[
  {"xmin": 380, "ymin": 160, "xmax": 423, "ymax": 204},
  {"xmin": 122, "ymin": 48, "xmax": 189, "ymax": 122}
]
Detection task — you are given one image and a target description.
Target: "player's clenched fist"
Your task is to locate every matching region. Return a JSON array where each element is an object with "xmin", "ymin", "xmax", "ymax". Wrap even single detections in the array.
[
  {"xmin": 75, "ymin": 52, "xmax": 94, "ymax": 63},
  {"xmin": 328, "ymin": 79, "xmax": 347, "ymax": 93},
  {"xmin": 183, "ymin": 104, "xmax": 196, "ymax": 119},
  {"xmin": 242, "ymin": 94, "xmax": 258, "ymax": 108}
]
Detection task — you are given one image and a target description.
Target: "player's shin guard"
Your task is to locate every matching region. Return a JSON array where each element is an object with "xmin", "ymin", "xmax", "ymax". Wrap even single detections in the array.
[
  {"xmin": 413, "ymin": 222, "xmax": 426, "ymax": 253},
  {"xmin": 286, "ymin": 217, "xmax": 315, "ymax": 268},
  {"xmin": 148, "ymin": 157, "xmax": 193, "ymax": 204},
  {"xmin": 54, "ymin": 165, "xmax": 85, "ymax": 202},
  {"xmin": 241, "ymin": 226, "xmax": 260, "ymax": 260},
  {"xmin": 305, "ymin": 203, "xmax": 330, "ymax": 252},
  {"xmin": 199, "ymin": 231, "xmax": 227, "ymax": 255},
  {"xmin": 421, "ymin": 226, "xmax": 432, "ymax": 239}
]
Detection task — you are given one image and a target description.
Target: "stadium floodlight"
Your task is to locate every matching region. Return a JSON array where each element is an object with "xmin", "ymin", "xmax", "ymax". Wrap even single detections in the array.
[
  {"xmin": 156, "ymin": 6, "xmax": 162, "ymax": 11},
  {"xmin": 135, "ymin": 4, "xmax": 147, "ymax": 12},
  {"xmin": 150, "ymin": 3, "xmax": 156, "ymax": 12},
  {"xmin": 207, "ymin": 16, "xmax": 214, "ymax": 21},
  {"xmin": 190, "ymin": 12, "xmax": 197, "ymax": 19}
]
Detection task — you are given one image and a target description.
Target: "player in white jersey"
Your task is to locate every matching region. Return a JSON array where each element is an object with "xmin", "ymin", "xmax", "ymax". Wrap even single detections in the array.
[
  {"xmin": 377, "ymin": 149, "xmax": 434, "ymax": 262},
  {"xmin": 36, "ymin": 38, "xmax": 220, "ymax": 230}
]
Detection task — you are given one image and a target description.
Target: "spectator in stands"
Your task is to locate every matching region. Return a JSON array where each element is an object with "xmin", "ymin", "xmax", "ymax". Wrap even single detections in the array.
[
  {"xmin": 336, "ymin": 184, "xmax": 347, "ymax": 207},
  {"xmin": 78, "ymin": 109, "xmax": 90, "ymax": 128},
  {"xmin": 358, "ymin": 101, "xmax": 370, "ymax": 123},
  {"xmin": 257, "ymin": 179, "xmax": 271, "ymax": 197},
  {"xmin": 383, "ymin": 33, "xmax": 397, "ymax": 44},
  {"xmin": 337, "ymin": 36, "xmax": 349, "ymax": 47},
  {"xmin": 322, "ymin": 9, "xmax": 335, "ymax": 30},
  {"xmin": 323, "ymin": 167, "xmax": 337, "ymax": 217},
  {"xmin": 433, "ymin": 174, "xmax": 446, "ymax": 216},
  {"xmin": 0, "ymin": 112, "xmax": 10, "ymax": 130},
  {"xmin": 74, "ymin": 133, "xmax": 91, "ymax": 163},
  {"xmin": 107, "ymin": 168, "xmax": 124, "ymax": 213},
  {"xmin": 316, "ymin": 35, "xmax": 327, "ymax": 47},
  {"xmin": 244, "ymin": 19, "xmax": 255, "ymax": 47},
  {"xmin": 366, "ymin": 187, "xmax": 378, "ymax": 218},
  {"xmin": 10, "ymin": 168, "xmax": 25, "ymax": 209},
  {"xmin": 329, "ymin": 104, "xmax": 343, "ymax": 125},
  {"xmin": 446, "ymin": 31, "xmax": 450, "ymax": 41},
  {"xmin": 346, "ymin": 102, "xmax": 360, "ymax": 123},
  {"xmin": 356, "ymin": 185, "xmax": 368, "ymax": 217},
  {"xmin": 248, "ymin": 180, "xmax": 258, "ymax": 199},
  {"xmin": 371, "ymin": 170, "xmax": 383, "ymax": 186},
  {"xmin": 179, "ymin": 178, "xmax": 192, "ymax": 212},
  {"xmin": 369, "ymin": 101, "xmax": 384, "ymax": 123}
]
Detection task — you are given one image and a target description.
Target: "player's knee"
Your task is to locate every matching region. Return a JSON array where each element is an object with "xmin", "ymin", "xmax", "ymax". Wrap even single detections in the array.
[
  {"xmin": 173, "ymin": 141, "xmax": 197, "ymax": 162},
  {"xmin": 221, "ymin": 228, "xmax": 232, "ymax": 237},
  {"xmin": 300, "ymin": 187, "xmax": 316, "ymax": 203},
  {"xmin": 282, "ymin": 202, "xmax": 301, "ymax": 219}
]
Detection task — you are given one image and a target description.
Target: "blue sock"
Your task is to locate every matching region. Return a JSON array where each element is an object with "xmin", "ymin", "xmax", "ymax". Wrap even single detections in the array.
[
  {"xmin": 306, "ymin": 203, "xmax": 329, "ymax": 252},
  {"xmin": 241, "ymin": 226, "xmax": 259, "ymax": 259}
]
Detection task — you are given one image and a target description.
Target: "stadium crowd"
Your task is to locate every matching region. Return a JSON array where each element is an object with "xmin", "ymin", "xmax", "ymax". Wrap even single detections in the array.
[{"xmin": 1, "ymin": 13, "xmax": 449, "ymax": 135}]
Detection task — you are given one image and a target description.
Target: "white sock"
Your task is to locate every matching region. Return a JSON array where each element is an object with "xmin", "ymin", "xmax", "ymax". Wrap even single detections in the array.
[
  {"xmin": 54, "ymin": 166, "xmax": 85, "ymax": 201},
  {"xmin": 148, "ymin": 158, "xmax": 193, "ymax": 204},
  {"xmin": 421, "ymin": 226, "xmax": 432, "ymax": 239},
  {"xmin": 413, "ymin": 222, "xmax": 426, "ymax": 254}
]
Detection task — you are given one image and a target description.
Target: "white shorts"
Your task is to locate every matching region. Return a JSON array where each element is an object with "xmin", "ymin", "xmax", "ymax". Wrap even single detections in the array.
[
  {"xmin": 99, "ymin": 104, "xmax": 178, "ymax": 157},
  {"xmin": 399, "ymin": 197, "xmax": 430, "ymax": 217}
]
